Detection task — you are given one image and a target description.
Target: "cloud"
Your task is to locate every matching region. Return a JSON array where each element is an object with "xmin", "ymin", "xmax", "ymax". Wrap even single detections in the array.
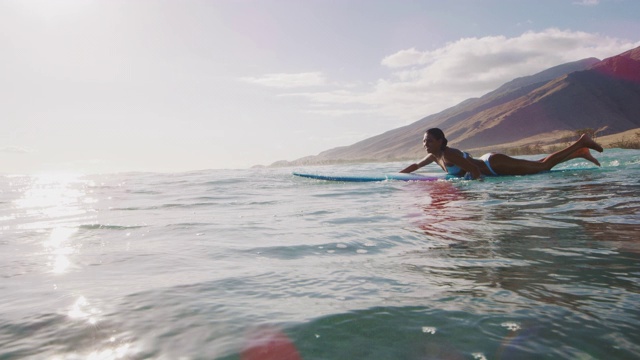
[
  {"xmin": 572, "ymin": 0, "xmax": 600, "ymax": 6},
  {"xmin": 249, "ymin": 29, "xmax": 640, "ymax": 125},
  {"xmin": 1, "ymin": 146, "xmax": 33, "ymax": 154},
  {"xmin": 240, "ymin": 72, "xmax": 327, "ymax": 88},
  {"xmin": 381, "ymin": 48, "xmax": 429, "ymax": 68}
]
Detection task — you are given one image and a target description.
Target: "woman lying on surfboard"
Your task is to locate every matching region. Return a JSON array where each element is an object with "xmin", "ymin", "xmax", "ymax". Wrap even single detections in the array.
[{"xmin": 400, "ymin": 128, "xmax": 603, "ymax": 180}]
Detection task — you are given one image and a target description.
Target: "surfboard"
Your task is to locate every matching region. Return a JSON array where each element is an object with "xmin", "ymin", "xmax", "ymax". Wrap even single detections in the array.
[
  {"xmin": 294, "ymin": 167, "xmax": 596, "ymax": 183},
  {"xmin": 292, "ymin": 172, "xmax": 442, "ymax": 182}
]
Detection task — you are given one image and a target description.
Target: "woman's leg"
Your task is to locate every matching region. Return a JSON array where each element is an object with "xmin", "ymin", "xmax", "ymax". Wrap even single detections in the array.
[
  {"xmin": 540, "ymin": 147, "xmax": 600, "ymax": 167},
  {"xmin": 488, "ymin": 134, "xmax": 603, "ymax": 176},
  {"xmin": 486, "ymin": 154, "xmax": 548, "ymax": 175},
  {"xmin": 538, "ymin": 134, "xmax": 603, "ymax": 165}
]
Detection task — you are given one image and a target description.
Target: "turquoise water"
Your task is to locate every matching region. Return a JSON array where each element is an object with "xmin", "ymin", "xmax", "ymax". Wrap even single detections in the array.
[{"xmin": 1, "ymin": 149, "xmax": 639, "ymax": 359}]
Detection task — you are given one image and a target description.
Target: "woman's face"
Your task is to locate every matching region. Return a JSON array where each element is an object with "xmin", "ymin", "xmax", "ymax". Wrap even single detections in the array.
[{"xmin": 423, "ymin": 132, "xmax": 441, "ymax": 153}]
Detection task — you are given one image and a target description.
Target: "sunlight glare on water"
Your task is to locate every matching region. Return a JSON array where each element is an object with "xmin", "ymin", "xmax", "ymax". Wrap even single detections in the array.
[
  {"xmin": 44, "ymin": 226, "xmax": 78, "ymax": 274},
  {"xmin": 13, "ymin": 173, "xmax": 88, "ymax": 225}
]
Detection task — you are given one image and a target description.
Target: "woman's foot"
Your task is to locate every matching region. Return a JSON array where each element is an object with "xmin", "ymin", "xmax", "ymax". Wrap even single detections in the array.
[
  {"xmin": 574, "ymin": 147, "xmax": 601, "ymax": 167},
  {"xmin": 578, "ymin": 134, "xmax": 604, "ymax": 153}
]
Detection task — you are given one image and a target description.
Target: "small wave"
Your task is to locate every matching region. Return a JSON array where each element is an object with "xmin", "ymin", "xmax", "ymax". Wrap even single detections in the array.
[
  {"xmin": 125, "ymin": 190, "xmax": 163, "ymax": 195},
  {"xmin": 243, "ymin": 241, "xmax": 384, "ymax": 260},
  {"xmin": 79, "ymin": 224, "xmax": 146, "ymax": 230},
  {"xmin": 160, "ymin": 202, "xmax": 218, "ymax": 209}
]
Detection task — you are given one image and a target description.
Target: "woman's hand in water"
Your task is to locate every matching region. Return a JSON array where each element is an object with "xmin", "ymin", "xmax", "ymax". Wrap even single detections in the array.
[{"xmin": 464, "ymin": 168, "xmax": 483, "ymax": 180}]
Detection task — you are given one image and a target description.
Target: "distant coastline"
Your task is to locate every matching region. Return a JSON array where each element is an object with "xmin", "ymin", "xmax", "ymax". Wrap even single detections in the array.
[
  {"xmin": 260, "ymin": 46, "xmax": 640, "ymax": 168},
  {"xmin": 257, "ymin": 128, "xmax": 639, "ymax": 168}
]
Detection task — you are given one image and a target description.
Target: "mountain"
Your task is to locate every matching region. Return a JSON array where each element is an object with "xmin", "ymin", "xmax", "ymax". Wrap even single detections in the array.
[{"xmin": 270, "ymin": 46, "xmax": 640, "ymax": 167}]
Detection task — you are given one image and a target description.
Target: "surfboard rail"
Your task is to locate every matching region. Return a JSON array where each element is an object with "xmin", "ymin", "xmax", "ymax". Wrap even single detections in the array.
[{"xmin": 292, "ymin": 172, "xmax": 441, "ymax": 182}]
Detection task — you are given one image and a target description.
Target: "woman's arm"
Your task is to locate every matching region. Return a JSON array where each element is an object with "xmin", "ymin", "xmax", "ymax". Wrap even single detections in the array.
[{"xmin": 400, "ymin": 154, "xmax": 436, "ymax": 173}]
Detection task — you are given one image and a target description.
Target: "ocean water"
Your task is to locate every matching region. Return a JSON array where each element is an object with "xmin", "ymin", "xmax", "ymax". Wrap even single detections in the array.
[{"xmin": 1, "ymin": 149, "xmax": 639, "ymax": 360}]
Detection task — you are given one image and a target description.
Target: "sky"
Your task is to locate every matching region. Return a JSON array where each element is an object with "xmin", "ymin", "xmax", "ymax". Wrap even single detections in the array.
[{"xmin": 2, "ymin": 0, "xmax": 640, "ymax": 174}]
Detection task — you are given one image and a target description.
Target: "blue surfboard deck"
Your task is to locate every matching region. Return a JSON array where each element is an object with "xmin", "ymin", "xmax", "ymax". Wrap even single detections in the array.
[
  {"xmin": 293, "ymin": 167, "xmax": 597, "ymax": 183},
  {"xmin": 292, "ymin": 172, "xmax": 442, "ymax": 182}
]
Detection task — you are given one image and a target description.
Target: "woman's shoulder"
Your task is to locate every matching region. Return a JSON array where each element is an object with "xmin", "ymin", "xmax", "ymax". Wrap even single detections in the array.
[
  {"xmin": 444, "ymin": 147, "xmax": 473, "ymax": 161},
  {"xmin": 444, "ymin": 147, "xmax": 464, "ymax": 156}
]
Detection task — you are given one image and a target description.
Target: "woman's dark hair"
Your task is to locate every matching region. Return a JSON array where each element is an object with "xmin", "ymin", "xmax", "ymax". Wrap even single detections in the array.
[{"xmin": 426, "ymin": 128, "xmax": 448, "ymax": 150}]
